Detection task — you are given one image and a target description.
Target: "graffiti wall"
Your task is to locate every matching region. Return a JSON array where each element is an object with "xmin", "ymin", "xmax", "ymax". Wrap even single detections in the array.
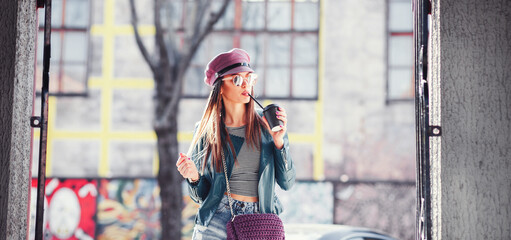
[
  {"xmin": 29, "ymin": 178, "xmax": 163, "ymax": 240},
  {"xmin": 30, "ymin": 179, "xmax": 326, "ymax": 239},
  {"xmin": 30, "ymin": 178, "xmax": 97, "ymax": 240},
  {"xmin": 96, "ymin": 179, "xmax": 161, "ymax": 240},
  {"xmin": 30, "ymin": 178, "xmax": 203, "ymax": 240}
]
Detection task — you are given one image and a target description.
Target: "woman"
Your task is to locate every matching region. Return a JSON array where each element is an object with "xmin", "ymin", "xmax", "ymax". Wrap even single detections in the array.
[{"xmin": 176, "ymin": 48, "xmax": 296, "ymax": 239}]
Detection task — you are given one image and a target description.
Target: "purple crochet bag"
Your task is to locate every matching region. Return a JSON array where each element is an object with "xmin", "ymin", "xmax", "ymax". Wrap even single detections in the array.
[
  {"xmin": 226, "ymin": 213, "xmax": 285, "ymax": 240},
  {"xmin": 222, "ymin": 151, "xmax": 285, "ymax": 240}
]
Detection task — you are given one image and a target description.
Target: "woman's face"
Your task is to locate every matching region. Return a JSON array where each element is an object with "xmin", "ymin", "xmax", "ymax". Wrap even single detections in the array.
[{"xmin": 220, "ymin": 71, "xmax": 257, "ymax": 104}]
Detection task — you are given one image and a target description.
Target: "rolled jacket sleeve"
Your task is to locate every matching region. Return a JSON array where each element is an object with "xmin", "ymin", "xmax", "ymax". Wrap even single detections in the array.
[
  {"xmin": 187, "ymin": 124, "xmax": 211, "ymax": 203},
  {"xmin": 187, "ymin": 173, "xmax": 210, "ymax": 203}
]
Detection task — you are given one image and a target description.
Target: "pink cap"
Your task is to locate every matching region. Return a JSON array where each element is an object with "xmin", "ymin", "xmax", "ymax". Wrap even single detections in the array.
[{"xmin": 204, "ymin": 48, "xmax": 254, "ymax": 87}]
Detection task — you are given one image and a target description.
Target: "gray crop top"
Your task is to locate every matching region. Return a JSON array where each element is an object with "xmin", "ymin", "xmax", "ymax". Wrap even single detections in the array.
[{"xmin": 226, "ymin": 125, "xmax": 260, "ymax": 197}]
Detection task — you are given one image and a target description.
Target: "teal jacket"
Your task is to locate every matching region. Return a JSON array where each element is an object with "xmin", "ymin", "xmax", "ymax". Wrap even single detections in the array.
[{"xmin": 187, "ymin": 121, "xmax": 296, "ymax": 226}]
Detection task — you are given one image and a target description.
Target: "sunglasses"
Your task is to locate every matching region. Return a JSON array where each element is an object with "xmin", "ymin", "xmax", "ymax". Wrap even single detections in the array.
[{"xmin": 222, "ymin": 73, "xmax": 258, "ymax": 87}]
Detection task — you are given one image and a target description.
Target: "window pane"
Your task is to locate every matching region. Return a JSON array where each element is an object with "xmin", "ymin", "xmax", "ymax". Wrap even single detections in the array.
[
  {"xmin": 388, "ymin": 68, "xmax": 413, "ymax": 99},
  {"xmin": 267, "ymin": 1, "xmax": 291, "ymax": 30},
  {"xmin": 51, "ymin": 32, "xmax": 63, "ymax": 62},
  {"xmin": 64, "ymin": 32, "xmax": 88, "ymax": 63},
  {"xmin": 184, "ymin": 66, "xmax": 210, "ymax": 96},
  {"xmin": 389, "ymin": 35, "xmax": 413, "ymax": 67},
  {"xmin": 116, "ymin": 0, "xmax": 152, "ymax": 25},
  {"xmin": 50, "ymin": 63, "xmax": 61, "ymax": 93},
  {"xmin": 265, "ymin": 67, "xmax": 290, "ymax": 98},
  {"xmin": 187, "ymin": 33, "xmax": 207, "ymax": 66},
  {"xmin": 209, "ymin": 34, "xmax": 235, "ymax": 55},
  {"xmin": 36, "ymin": 30, "xmax": 45, "ymax": 64},
  {"xmin": 293, "ymin": 67, "xmax": 317, "ymax": 98},
  {"xmin": 389, "ymin": 0, "xmax": 412, "ymax": 32},
  {"xmin": 168, "ymin": 1, "xmax": 184, "ymax": 29},
  {"xmin": 268, "ymin": 35, "xmax": 291, "ymax": 65},
  {"xmin": 253, "ymin": 68, "xmax": 265, "ymax": 98},
  {"xmin": 65, "ymin": 0, "xmax": 89, "ymax": 28},
  {"xmin": 62, "ymin": 63, "xmax": 87, "ymax": 93},
  {"xmin": 35, "ymin": 62, "xmax": 61, "ymax": 93},
  {"xmin": 241, "ymin": 34, "xmax": 265, "ymax": 67},
  {"xmin": 242, "ymin": 1, "xmax": 265, "ymax": 30},
  {"xmin": 213, "ymin": 0, "xmax": 235, "ymax": 30},
  {"xmin": 192, "ymin": 41, "xmax": 207, "ymax": 66},
  {"xmin": 193, "ymin": 33, "xmax": 235, "ymax": 68},
  {"xmin": 293, "ymin": 35, "xmax": 318, "ymax": 65},
  {"xmin": 38, "ymin": 0, "xmax": 63, "ymax": 27},
  {"xmin": 37, "ymin": 30, "xmax": 62, "ymax": 63},
  {"xmin": 294, "ymin": 0, "xmax": 319, "ymax": 31}
]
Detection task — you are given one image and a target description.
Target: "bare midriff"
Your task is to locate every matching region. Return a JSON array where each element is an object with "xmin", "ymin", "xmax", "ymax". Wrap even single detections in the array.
[{"xmin": 225, "ymin": 192, "xmax": 258, "ymax": 202}]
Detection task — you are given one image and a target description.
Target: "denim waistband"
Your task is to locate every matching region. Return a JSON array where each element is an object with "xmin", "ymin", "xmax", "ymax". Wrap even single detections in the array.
[{"xmin": 220, "ymin": 195, "xmax": 260, "ymax": 216}]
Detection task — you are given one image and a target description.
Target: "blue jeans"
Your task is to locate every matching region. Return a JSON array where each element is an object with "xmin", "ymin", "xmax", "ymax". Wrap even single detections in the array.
[{"xmin": 192, "ymin": 195, "xmax": 260, "ymax": 240}]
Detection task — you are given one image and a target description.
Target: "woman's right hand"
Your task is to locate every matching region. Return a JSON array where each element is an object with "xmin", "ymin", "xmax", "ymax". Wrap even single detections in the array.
[{"xmin": 176, "ymin": 153, "xmax": 199, "ymax": 182}]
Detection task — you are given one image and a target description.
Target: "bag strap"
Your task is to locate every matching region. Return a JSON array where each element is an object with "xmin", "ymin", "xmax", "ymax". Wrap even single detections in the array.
[{"xmin": 221, "ymin": 150, "xmax": 236, "ymax": 219}]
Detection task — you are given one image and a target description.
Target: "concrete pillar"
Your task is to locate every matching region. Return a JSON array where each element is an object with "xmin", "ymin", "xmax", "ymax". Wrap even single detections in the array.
[
  {"xmin": 0, "ymin": 0, "xmax": 37, "ymax": 238},
  {"xmin": 429, "ymin": 0, "xmax": 511, "ymax": 239}
]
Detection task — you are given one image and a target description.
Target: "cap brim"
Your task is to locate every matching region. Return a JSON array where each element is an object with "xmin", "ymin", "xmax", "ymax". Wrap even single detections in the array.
[{"xmin": 219, "ymin": 66, "xmax": 254, "ymax": 77}]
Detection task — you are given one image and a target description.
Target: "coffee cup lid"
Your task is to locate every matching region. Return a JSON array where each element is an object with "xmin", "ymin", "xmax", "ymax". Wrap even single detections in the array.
[{"xmin": 264, "ymin": 104, "xmax": 279, "ymax": 111}]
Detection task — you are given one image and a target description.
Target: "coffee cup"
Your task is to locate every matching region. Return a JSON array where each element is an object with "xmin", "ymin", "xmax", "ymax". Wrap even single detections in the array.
[{"xmin": 263, "ymin": 104, "xmax": 283, "ymax": 132}]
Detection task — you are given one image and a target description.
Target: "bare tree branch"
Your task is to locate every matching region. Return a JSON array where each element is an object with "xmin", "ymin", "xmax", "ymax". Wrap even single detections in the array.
[
  {"xmin": 190, "ymin": 0, "xmax": 230, "ymax": 56},
  {"xmin": 154, "ymin": 0, "xmax": 170, "ymax": 71},
  {"xmin": 129, "ymin": 0, "xmax": 156, "ymax": 72},
  {"xmin": 131, "ymin": 1, "xmax": 231, "ymax": 238},
  {"xmin": 163, "ymin": 1, "xmax": 179, "ymax": 67},
  {"xmin": 159, "ymin": 0, "xmax": 231, "ymax": 123},
  {"xmin": 192, "ymin": 0, "xmax": 212, "ymax": 41}
]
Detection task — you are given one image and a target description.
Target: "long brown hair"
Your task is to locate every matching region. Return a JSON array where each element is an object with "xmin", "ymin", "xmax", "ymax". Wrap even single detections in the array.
[{"xmin": 187, "ymin": 80, "xmax": 265, "ymax": 173}]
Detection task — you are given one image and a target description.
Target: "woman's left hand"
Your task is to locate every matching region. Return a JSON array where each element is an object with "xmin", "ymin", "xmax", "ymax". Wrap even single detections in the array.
[{"xmin": 262, "ymin": 107, "xmax": 287, "ymax": 149}]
